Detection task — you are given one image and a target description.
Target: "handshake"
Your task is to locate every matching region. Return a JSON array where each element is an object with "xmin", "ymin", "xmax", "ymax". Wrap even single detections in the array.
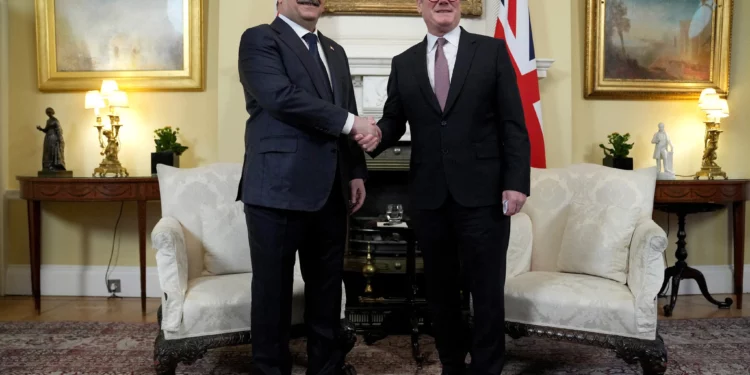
[{"xmin": 351, "ymin": 116, "xmax": 381, "ymax": 152}]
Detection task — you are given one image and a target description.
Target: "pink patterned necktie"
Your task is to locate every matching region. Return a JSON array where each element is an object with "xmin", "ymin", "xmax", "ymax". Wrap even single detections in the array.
[{"xmin": 434, "ymin": 37, "xmax": 450, "ymax": 111}]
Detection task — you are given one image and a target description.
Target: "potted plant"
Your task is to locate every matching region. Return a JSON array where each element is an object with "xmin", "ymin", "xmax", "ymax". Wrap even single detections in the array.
[
  {"xmin": 599, "ymin": 132, "xmax": 634, "ymax": 170},
  {"xmin": 151, "ymin": 126, "xmax": 188, "ymax": 175}
]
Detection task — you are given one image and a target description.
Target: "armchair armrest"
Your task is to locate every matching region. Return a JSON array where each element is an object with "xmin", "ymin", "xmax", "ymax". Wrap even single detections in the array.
[
  {"xmin": 152, "ymin": 216, "xmax": 189, "ymax": 331},
  {"xmin": 627, "ymin": 219, "xmax": 668, "ymax": 336}
]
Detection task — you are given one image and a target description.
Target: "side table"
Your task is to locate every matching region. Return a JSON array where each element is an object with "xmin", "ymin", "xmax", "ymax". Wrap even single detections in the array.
[
  {"xmin": 654, "ymin": 179, "xmax": 748, "ymax": 316},
  {"xmin": 368, "ymin": 220, "xmax": 424, "ymax": 366},
  {"xmin": 16, "ymin": 176, "xmax": 160, "ymax": 314}
]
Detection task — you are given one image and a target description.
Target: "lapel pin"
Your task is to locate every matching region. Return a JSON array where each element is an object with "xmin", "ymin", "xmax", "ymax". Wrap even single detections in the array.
[{"xmin": 330, "ymin": 46, "xmax": 334, "ymax": 51}]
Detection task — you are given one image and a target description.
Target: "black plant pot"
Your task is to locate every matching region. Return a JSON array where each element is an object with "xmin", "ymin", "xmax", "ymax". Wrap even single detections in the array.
[
  {"xmin": 603, "ymin": 156, "xmax": 633, "ymax": 170},
  {"xmin": 151, "ymin": 151, "xmax": 180, "ymax": 175}
]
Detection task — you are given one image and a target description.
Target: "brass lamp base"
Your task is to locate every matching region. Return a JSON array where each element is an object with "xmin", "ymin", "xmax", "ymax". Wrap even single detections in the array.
[
  {"xmin": 694, "ymin": 165, "xmax": 727, "ymax": 180},
  {"xmin": 694, "ymin": 122, "xmax": 728, "ymax": 180},
  {"xmin": 93, "ymin": 159, "xmax": 129, "ymax": 177}
]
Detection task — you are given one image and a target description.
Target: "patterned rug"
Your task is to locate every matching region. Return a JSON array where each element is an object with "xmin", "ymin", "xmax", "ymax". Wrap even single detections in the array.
[{"xmin": 1, "ymin": 317, "xmax": 749, "ymax": 374}]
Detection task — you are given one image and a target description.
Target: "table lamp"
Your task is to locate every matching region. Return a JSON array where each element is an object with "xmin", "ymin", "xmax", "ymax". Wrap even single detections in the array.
[
  {"xmin": 85, "ymin": 79, "xmax": 130, "ymax": 177},
  {"xmin": 694, "ymin": 88, "xmax": 729, "ymax": 180}
]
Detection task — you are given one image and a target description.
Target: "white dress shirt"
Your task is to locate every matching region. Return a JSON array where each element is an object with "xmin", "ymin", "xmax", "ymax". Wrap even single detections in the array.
[
  {"xmin": 426, "ymin": 26, "xmax": 461, "ymax": 90},
  {"xmin": 278, "ymin": 14, "xmax": 354, "ymax": 134}
]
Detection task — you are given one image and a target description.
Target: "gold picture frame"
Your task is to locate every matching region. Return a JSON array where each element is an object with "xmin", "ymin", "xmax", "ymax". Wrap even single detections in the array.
[
  {"xmin": 584, "ymin": 0, "xmax": 732, "ymax": 100},
  {"xmin": 324, "ymin": 0, "xmax": 483, "ymax": 17},
  {"xmin": 35, "ymin": 0, "xmax": 205, "ymax": 92}
]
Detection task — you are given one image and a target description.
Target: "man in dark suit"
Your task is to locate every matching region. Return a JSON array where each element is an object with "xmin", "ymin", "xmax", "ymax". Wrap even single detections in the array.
[
  {"xmin": 356, "ymin": 0, "xmax": 531, "ymax": 373},
  {"xmin": 237, "ymin": 1, "xmax": 379, "ymax": 374}
]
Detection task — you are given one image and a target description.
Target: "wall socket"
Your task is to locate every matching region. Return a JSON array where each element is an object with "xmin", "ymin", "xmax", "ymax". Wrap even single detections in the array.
[{"xmin": 107, "ymin": 279, "xmax": 121, "ymax": 293}]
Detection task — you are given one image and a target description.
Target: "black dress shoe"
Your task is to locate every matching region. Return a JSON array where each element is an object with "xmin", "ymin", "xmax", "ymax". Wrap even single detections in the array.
[{"xmin": 340, "ymin": 364, "xmax": 356, "ymax": 375}]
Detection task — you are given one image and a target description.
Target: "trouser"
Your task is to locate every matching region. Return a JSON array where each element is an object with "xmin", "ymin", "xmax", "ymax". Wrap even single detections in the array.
[
  {"xmin": 412, "ymin": 193, "xmax": 510, "ymax": 375},
  {"xmin": 244, "ymin": 172, "xmax": 347, "ymax": 375}
]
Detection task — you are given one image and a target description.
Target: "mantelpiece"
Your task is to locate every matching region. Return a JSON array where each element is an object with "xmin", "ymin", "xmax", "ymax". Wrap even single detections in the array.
[{"xmin": 349, "ymin": 57, "xmax": 554, "ymax": 142}]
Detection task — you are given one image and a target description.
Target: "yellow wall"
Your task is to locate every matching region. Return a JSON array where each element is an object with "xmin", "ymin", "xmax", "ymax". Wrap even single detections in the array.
[
  {"xmin": 2, "ymin": 0, "xmax": 749, "ymax": 274},
  {"xmin": 569, "ymin": 0, "xmax": 750, "ymax": 267},
  {"xmin": 1, "ymin": 0, "xmax": 10, "ymax": 293},
  {"xmin": 3, "ymin": 0, "xmax": 275, "ymax": 268}
]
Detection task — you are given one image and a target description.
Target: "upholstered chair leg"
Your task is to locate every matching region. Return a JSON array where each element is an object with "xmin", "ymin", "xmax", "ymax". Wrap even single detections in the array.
[
  {"xmin": 153, "ymin": 331, "xmax": 180, "ymax": 375},
  {"xmin": 613, "ymin": 334, "xmax": 667, "ymax": 375},
  {"xmin": 638, "ymin": 334, "xmax": 668, "ymax": 375}
]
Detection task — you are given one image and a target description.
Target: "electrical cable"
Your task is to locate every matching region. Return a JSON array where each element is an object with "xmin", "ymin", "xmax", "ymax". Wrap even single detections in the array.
[{"xmin": 104, "ymin": 202, "xmax": 124, "ymax": 295}]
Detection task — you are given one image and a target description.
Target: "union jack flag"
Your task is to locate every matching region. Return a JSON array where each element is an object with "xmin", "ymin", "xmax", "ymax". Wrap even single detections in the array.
[{"xmin": 494, "ymin": 0, "xmax": 546, "ymax": 168}]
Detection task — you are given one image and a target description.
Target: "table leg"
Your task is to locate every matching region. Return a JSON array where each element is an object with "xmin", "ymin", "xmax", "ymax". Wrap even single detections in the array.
[
  {"xmin": 733, "ymin": 201, "xmax": 745, "ymax": 309},
  {"xmin": 406, "ymin": 232, "xmax": 423, "ymax": 367},
  {"xmin": 27, "ymin": 200, "xmax": 41, "ymax": 314},
  {"xmin": 660, "ymin": 212, "xmax": 732, "ymax": 316},
  {"xmin": 137, "ymin": 200, "xmax": 147, "ymax": 314}
]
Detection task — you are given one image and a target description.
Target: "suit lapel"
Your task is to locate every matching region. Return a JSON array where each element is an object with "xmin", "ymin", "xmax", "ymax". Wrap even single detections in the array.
[
  {"xmin": 318, "ymin": 33, "xmax": 343, "ymax": 107},
  {"xmin": 443, "ymin": 28, "xmax": 478, "ymax": 115},
  {"xmin": 414, "ymin": 37, "xmax": 442, "ymax": 115},
  {"xmin": 270, "ymin": 17, "xmax": 329, "ymax": 100}
]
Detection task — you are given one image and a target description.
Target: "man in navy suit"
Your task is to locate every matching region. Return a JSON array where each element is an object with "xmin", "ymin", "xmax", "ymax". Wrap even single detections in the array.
[
  {"xmin": 237, "ymin": 1, "xmax": 379, "ymax": 374},
  {"xmin": 356, "ymin": 0, "xmax": 531, "ymax": 373}
]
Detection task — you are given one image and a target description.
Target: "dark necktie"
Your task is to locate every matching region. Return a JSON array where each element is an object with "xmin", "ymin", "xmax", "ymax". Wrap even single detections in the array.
[
  {"xmin": 434, "ymin": 37, "xmax": 450, "ymax": 111},
  {"xmin": 302, "ymin": 33, "xmax": 333, "ymax": 100}
]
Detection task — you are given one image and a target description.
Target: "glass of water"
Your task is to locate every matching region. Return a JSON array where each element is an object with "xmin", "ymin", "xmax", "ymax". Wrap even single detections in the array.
[{"xmin": 386, "ymin": 204, "xmax": 403, "ymax": 223}]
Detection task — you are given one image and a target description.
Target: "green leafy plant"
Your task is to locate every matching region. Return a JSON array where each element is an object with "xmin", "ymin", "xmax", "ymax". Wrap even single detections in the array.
[
  {"xmin": 154, "ymin": 126, "xmax": 188, "ymax": 155},
  {"xmin": 599, "ymin": 132, "xmax": 633, "ymax": 159}
]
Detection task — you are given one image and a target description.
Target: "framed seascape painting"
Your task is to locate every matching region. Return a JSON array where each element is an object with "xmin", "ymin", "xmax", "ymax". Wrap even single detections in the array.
[
  {"xmin": 324, "ymin": 0, "xmax": 483, "ymax": 16},
  {"xmin": 35, "ymin": 0, "xmax": 205, "ymax": 92},
  {"xmin": 584, "ymin": 0, "xmax": 732, "ymax": 100}
]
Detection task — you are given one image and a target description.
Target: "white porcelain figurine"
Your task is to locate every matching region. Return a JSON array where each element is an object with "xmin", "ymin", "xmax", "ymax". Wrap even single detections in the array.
[{"xmin": 652, "ymin": 122, "xmax": 675, "ymax": 180}]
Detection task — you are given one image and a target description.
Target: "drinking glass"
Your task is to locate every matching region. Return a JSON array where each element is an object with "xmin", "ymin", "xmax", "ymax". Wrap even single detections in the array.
[{"xmin": 386, "ymin": 204, "xmax": 403, "ymax": 223}]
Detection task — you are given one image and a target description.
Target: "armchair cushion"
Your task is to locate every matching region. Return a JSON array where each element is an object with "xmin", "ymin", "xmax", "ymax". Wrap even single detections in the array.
[
  {"xmin": 165, "ymin": 273, "xmax": 306, "ymax": 340},
  {"xmin": 199, "ymin": 201, "xmax": 252, "ymax": 276},
  {"xmin": 557, "ymin": 200, "xmax": 641, "ymax": 284},
  {"xmin": 505, "ymin": 271, "xmax": 652, "ymax": 340}
]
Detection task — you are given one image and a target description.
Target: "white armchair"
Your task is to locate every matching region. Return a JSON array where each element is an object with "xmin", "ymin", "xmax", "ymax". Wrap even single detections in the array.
[
  {"xmin": 501, "ymin": 163, "xmax": 668, "ymax": 374},
  {"xmin": 151, "ymin": 163, "xmax": 355, "ymax": 374}
]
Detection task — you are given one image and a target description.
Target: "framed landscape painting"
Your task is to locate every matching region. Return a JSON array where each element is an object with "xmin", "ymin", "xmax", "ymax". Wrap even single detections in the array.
[
  {"xmin": 324, "ymin": 0, "xmax": 483, "ymax": 16},
  {"xmin": 35, "ymin": 0, "xmax": 205, "ymax": 92},
  {"xmin": 584, "ymin": 0, "xmax": 732, "ymax": 100}
]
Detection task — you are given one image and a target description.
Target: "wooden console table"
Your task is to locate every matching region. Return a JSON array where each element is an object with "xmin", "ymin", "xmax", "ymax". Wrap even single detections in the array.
[
  {"xmin": 654, "ymin": 179, "xmax": 748, "ymax": 316},
  {"xmin": 16, "ymin": 176, "xmax": 160, "ymax": 314}
]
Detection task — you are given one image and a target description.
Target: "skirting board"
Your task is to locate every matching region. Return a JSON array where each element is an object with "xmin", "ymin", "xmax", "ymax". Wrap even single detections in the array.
[
  {"xmin": 5, "ymin": 265, "xmax": 162, "ymax": 298},
  {"xmin": 3, "ymin": 263, "xmax": 749, "ymax": 298}
]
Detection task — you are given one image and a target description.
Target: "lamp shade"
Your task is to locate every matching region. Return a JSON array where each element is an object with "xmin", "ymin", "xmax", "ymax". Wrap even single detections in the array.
[
  {"xmin": 84, "ymin": 90, "xmax": 104, "ymax": 109},
  {"xmin": 100, "ymin": 80, "xmax": 119, "ymax": 96},
  {"xmin": 108, "ymin": 90, "xmax": 129, "ymax": 108}
]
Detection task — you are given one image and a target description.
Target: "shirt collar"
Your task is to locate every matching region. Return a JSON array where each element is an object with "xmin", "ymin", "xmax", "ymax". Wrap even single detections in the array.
[
  {"xmin": 278, "ymin": 13, "xmax": 318, "ymax": 39},
  {"xmin": 426, "ymin": 26, "xmax": 461, "ymax": 51}
]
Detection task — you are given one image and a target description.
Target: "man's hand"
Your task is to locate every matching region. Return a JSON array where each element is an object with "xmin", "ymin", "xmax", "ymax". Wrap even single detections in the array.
[
  {"xmin": 349, "ymin": 178, "xmax": 366, "ymax": 214},
  {"xmin": 351, "ymin": 116, "xmax": 381, "ymax": 152},
  {"xmin": 502, "ymin": 190, "xmax": 527, "ymax": 216},
  {"xmin": 354, "ymin": 125, "xmax": 381, "ymax": 152}
]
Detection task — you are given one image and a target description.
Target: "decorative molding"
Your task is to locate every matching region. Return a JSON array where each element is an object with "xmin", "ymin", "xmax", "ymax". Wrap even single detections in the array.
[
  {"xmin": 535, "ymin": 58, "xmax": 555, "ymax": 79},
  {"xmin": 4, "ymin": 189, "xmax": 20, "ymax": 200},
  {"xmin": 5, "ymin": 264, "xmax": 162, "ymax": 298},
  {"xmin": 3, "ymin": 263, "xmax": 747, "ymax": 299}
]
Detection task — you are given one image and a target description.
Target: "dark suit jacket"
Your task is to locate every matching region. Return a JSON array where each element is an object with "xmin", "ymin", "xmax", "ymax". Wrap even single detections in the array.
[
  {"xmin": 371, "ymin": 27, "xmax": 530, "ymax": 210},
  {"xmin": 237, "ymin": 17, "xmax": 367, "ymax": 212}
]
